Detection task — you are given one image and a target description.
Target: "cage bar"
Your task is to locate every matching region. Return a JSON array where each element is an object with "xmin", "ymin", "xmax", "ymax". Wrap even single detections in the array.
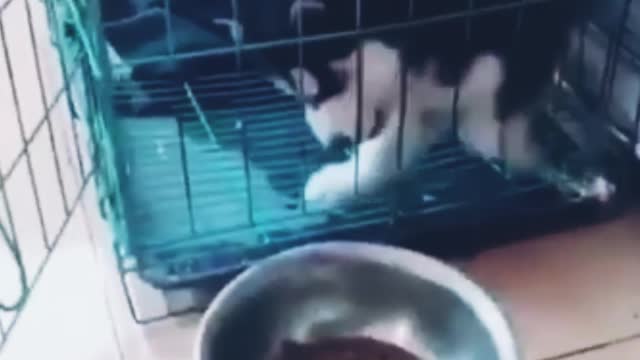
[
  {"xmin": 353, "ymin": 0, "xmax": 364, "ymax": 197},
  {"xmin": 177, "ymin": 119, "xmax": 197, "ymax": 235},
  {"xmin": 599, "ymin": 0, "xmax": 633, "ymax": 108},
  {"xmin": 239, "ymin": 120, "xmax": 256, "ymax": 225},
  {"xmin": 0, "ymin": 219, "xmax": 27, "ymax": 312},
  {"xmin": 24, "ymin": 0, "xmax": 70, "ymax": 215},
  {"xmin": 61, "ymin": 0, "xmax": 100, "ymax": 77},
  {"xmin": 162, "ymin": 0, "xmax": 176, "ymax": 55},
  {"xmin": 0, "ymin": 15, "xmax": 49, "ymax": 249},
  {"xmin": 230, "ymin": 0, "xmax": 242, "ymax": 69},
  {"xmin": 634, "ymin": 84, "xmax": 640, "ymax": 156},
  {"xmin": 451, "ymin": 0, "xmax": 476, "ymax": 143},
  {"xmin": 44, "ymin": 0, "xmax": 86, "ymax": 178}
]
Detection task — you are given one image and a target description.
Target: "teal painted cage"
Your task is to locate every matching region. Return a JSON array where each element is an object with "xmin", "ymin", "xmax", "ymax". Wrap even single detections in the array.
[
  {"xmin": 2, "ymin": 0, "xmax": 639, "ymax": 334},
  {"xmin": 67, "ymin": 0, "xmax": 640, "ymax": 321}
]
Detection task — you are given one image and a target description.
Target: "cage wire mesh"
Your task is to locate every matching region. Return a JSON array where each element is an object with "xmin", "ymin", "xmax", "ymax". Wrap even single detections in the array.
[
  {"xmin": 89, "ymin": 0, "xmax": 640, "ymax": 321},
  {"xmin": 0, "ymin": 0, "xmax": 103, "ymax": 351},
  {"xmin": 14, "ymin": 0, "xmax": 639, "ymax": 324}
]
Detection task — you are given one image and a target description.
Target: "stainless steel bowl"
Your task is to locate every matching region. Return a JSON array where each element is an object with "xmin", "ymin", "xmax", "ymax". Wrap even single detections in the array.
[{"xmin": 194, "ymin": 242, "xmax": 520, "ymax": 360}]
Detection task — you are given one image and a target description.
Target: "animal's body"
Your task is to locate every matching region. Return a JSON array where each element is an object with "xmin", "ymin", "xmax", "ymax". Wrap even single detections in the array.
[{"xmin": 279, "ymin": 0, "xmax": 607, "ymax": 208}]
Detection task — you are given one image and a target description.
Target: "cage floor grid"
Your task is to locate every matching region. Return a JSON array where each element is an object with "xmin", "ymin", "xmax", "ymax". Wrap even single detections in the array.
[{"xmin": 105, "ymin": 72, "xmax": 591, "ymax": 288}]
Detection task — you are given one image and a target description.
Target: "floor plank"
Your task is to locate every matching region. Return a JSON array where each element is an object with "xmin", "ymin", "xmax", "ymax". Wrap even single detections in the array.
[{"xmin": 466, "ymin": 212, "xmax": 640, "ymax": 360}]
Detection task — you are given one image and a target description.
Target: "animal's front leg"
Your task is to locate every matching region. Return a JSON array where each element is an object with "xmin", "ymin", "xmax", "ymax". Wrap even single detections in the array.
[
  {"xmin": 304, "ymin": 112, "xmax": 434, "ymax": 209},
  {"xmin": 304, "ymin": 155, "xmax": 363, "ymax": 209}
]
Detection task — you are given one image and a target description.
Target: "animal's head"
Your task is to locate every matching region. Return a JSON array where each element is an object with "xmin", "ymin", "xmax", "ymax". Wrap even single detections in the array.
[
  {"xmin": 284, "ymin": 41, "xmax": 402, "ymax": 149},
  {"xmin": 283, "ymin": 1, "xmax": 404, "ymax": 148}
]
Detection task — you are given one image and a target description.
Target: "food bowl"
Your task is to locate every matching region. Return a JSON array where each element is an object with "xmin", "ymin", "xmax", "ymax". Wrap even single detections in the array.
[{"xmin": 194, "ymin": 242, "xmax": 520, "ymax": 360}]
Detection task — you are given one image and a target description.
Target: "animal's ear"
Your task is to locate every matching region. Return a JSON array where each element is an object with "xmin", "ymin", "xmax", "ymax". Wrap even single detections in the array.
[{"xmin": 289, "ymin": 67, "xmax": 319, "ymax": 99}]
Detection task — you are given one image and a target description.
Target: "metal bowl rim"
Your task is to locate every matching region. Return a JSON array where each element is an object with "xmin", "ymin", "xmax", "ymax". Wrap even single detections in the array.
[{"xmin": 193, "ymin": 241, "xmax": 520, "ymax": 360}]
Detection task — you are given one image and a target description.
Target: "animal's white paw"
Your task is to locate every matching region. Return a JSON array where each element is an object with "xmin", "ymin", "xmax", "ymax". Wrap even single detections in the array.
[
  {"xmin": 558, "ymin": 174, "xmax": 616, "ymax": 203},
  {"xmin": 581, "ymin": 176, "xmax": 616, "ymax": 203},
  {"xmin": 304, "ymin": 163, "xmax": 357, "ymax": 210}
]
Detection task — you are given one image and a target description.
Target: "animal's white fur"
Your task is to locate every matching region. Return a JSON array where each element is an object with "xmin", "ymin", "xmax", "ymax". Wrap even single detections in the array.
[{"xmin": 295, "ymin": 41, "xmax": 537, "ymax": 208}]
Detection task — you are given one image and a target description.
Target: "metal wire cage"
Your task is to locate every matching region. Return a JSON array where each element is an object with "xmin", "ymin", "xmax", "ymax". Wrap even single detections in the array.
[
  {"xmin": 0, "ymin": 0, "xmax": 105, "ymax": 351},
  {"xmin": 4, "ymin": 0, "xmax": 637, "ymax": 327}
]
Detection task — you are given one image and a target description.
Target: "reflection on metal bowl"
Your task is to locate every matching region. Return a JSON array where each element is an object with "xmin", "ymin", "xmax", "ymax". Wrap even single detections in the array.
[{"xmin": 194, "ymin": 242, "xmax": 520, "ymax": 360}]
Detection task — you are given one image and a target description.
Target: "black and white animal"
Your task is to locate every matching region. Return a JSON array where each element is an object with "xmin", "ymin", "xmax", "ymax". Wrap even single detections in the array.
[{"xmin": 275, "ymin": 0, "xmax": 613, "ymax": 209}]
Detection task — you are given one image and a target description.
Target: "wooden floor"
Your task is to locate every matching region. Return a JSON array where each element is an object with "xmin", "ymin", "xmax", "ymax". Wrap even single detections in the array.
[{"xmin": 465, "ymin": 211, "xmax": 640, "ymax": 359}]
